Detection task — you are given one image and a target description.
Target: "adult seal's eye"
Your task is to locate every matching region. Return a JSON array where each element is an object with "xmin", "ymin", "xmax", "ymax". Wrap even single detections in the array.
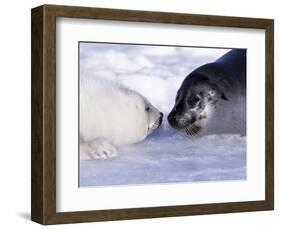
[{"xmin": 187, "ymin": 94, "xmax": 200, "ymax": 106}]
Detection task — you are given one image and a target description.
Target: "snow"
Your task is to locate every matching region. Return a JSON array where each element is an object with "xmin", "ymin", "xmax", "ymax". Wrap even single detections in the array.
[
  {"xmin": 79, "ymin": 43, "xmax": 246, "ymax": 187},
  {"xmin": 80, "ymin": 120, "xmax": 246, "ymax": 187}
]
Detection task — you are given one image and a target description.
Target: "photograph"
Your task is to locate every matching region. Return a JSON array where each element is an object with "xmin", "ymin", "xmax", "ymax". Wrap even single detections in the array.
[{"xmin": 79, "ymin": 42, "xmax": 247, "ymax": 187}]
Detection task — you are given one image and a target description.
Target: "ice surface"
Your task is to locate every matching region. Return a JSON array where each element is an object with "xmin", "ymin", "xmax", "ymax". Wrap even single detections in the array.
[
  {"xmin": 80, "ymin": 120, "xmax": 246, "ymax": 187},
  {"xmin": 79, "ymin": 43, "xmax": 246, "ymax": 187}
]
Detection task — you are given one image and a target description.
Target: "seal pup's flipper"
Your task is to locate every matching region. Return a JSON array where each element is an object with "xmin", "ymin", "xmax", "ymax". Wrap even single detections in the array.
[{"xmin": 80, "ymin": 137, "xmax": 118, "ymax": 160}]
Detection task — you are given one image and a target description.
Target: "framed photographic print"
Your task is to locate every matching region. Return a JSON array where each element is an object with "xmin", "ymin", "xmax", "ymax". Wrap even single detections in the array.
[{"xmin": 31, "ymin": 4, "xmax": 274, "ymax": 225}]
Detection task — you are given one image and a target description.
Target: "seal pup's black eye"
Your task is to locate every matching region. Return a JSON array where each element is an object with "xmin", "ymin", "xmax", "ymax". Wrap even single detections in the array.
[
  {"xmin": 187, "ymin": 94, "xmax": 200, "ymax": 107},
  {"xmin": 145, "ymin": 107, "xmax": 150, "ymax": 111}
]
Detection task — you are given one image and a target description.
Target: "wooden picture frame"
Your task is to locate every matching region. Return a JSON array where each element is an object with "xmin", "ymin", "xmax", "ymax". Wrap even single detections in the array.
[{"xmin": 31, "ymin": 4, "xmax": 274, "ymax": 225}]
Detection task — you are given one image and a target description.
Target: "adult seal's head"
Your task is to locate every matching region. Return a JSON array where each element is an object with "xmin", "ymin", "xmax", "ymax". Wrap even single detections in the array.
[{"xmin": 168, "ymin": 49, "xmax": 246, "ymax": 136}]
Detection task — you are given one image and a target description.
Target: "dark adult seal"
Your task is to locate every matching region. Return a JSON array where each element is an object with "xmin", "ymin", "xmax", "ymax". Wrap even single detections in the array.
[{"xmin": 168, "ymin": 49, "xmax": 246, "ymax": 136}]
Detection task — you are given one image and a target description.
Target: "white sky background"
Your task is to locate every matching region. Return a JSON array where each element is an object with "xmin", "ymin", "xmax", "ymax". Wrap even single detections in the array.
[{"xmin": 79, "ymin": 43, "xmax": 230, "ymax": 114}]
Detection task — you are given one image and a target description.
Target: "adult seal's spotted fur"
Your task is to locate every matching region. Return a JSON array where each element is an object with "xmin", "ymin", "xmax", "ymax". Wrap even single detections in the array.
[{"xmin": 168, "ymin": 49, "xmax": 246, "ymax": 136}]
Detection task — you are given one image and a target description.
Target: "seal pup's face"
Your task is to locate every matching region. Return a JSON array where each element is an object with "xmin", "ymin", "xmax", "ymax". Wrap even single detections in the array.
[
  {"xmin": 145, "ymin": 100, "xmax": 163, "ymax": 135},
  {"xmin": 168, "ymin": 76, "xmax": 227, "ymax": 135},
  {"xmin": 129, "ymin": 94, "xmax": 163, "ymax": 137}
]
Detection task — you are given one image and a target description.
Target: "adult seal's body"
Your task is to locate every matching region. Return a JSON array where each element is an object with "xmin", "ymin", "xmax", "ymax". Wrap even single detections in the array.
[{"xmin": 168, "ymin": 49, "xmax": 246, "ymax": 136}]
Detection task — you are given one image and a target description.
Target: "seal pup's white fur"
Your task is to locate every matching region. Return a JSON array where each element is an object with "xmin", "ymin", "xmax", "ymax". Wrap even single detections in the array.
[{"xmin": 80, "ymin": 78, "xmax": 162, "ymax": 160}]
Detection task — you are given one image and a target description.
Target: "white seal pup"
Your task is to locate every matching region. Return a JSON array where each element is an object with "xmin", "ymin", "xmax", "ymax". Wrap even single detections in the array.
[
  {"xmin": 168, "ymin": 49, "xmax": 246, "ymax": 136},
  {"xmin": 80, "ymin": 78, "xmax": 163, "ymax": 160}
]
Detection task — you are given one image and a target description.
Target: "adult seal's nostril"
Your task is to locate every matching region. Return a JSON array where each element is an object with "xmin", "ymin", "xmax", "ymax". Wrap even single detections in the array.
[{"xmin": 167, "ymin": 113, "xmax": 176, "ymax": 124}]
